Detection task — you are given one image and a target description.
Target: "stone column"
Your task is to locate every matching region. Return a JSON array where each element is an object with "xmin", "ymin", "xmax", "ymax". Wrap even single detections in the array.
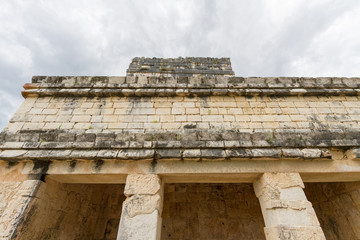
[
  {"xmin": 117, "ymin": 174, "xmax": 163, "ymax": 240},
  {"xmin": 253, "ymin": 173, "xmax": 326, "ymax": 240},
  {"xmin": 0, "ymin": 180, "xmax": 41, "ymax": 240}
]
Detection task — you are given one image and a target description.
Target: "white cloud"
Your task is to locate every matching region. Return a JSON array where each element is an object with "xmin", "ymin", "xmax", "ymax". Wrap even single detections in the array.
[{"xmin": 0, "ymin": 90, "xmax": 22, "ymax": 129}]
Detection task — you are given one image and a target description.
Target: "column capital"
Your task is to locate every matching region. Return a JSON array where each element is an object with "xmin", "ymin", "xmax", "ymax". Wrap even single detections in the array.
[
  {"xmin": 253, "ymin": 172, "xmax": 305, "ymax": 199},
  {"xmin": 124, "ymin": 174, "xmax": 161, "ymax": 196}
]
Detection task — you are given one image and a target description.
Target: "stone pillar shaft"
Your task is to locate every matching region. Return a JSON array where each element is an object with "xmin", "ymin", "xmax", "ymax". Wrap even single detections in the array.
[
  {"xmin": 117, "ymin": 174, "xmax": 163, "ymax": 240},
  {"xmin": 253, "ymin": 173, "xmax": 326, "ymax": 240},
  {"xmin": 0, "ymin": 180, "xmax": 41, "ymax": 240}
]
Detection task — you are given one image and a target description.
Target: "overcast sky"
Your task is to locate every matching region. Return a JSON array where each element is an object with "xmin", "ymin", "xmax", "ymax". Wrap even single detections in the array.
[{"xmin": 1, "ymin": 0, "xmax": 360, "ymax": 129}]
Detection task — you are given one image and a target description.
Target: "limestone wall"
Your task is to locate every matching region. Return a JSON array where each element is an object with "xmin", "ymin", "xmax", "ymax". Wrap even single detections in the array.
[
  {"xmin": 14, "ymin": 179, "xmax": 125, "ymax": 240},
  {"xmin": 304, "ymin": 182, "xmax": 360, "ymax": 240},
  {"xmin": 5, "ymin": 95, "xmax": 360, "ymax": 132},
  {"xmin": 2, "ymin": 93, "xmax": 359, "ymax": 162},
  {"xmin": 161, "ymin": 183, "xmax": 265, "ymax": 240}
]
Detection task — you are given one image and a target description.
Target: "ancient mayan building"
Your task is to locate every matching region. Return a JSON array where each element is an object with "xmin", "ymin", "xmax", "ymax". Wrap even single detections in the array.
[{"xmin": 0, "ymin": 57, "xmax": 360, "ymax": 240}]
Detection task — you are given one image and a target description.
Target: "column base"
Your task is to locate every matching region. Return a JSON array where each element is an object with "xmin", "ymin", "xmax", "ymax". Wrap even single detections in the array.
[
  {"xmin": 117, "ymin": 209, "xmax": 160, "ymax": 240},
  {"xmin": 264, "ymin": 225, "xmax": 326, "ymax": 240}
]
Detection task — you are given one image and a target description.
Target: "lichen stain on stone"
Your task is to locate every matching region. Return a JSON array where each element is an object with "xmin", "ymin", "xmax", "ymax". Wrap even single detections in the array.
[
  {"xmin": 12, "ymin": 203, "xmax": 38, "ymax": 239},
  {"xmin": 150, "ymin": 159, "xmax": 157, "ymax": 173},
  {"xmin": 6, "ymin": 161, "xmax": 19, "ymax": 169},
  {"xmin": 183, "ymin": 124, "xmax": 196, "ymax": 129},
  {"xmin": 93, "ymin": 159, "xmax": 104, "ymax": 172},
  {"xmin": 32, "ymin": 161, "xmax": 50, "ymax": 175},
  {"xmin": 68, "ymin": 160, "xmax": 77, "ymax": 172}
]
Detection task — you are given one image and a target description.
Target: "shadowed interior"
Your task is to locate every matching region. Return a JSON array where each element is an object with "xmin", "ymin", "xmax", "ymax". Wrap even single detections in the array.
[
  {"xmin": 161, "ymin": 183, "xmax": 265, "ymax": 240},
  {"xmin": 15, "ymin": 178, "xmax": 125, "ymax": 240},
  {"xmin": 305, "ymin": 182, "xmax": 360, "ymax": 240}
]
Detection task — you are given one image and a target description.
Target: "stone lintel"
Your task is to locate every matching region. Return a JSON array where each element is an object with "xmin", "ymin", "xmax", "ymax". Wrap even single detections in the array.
[{"xmin": 17, "ymin": 159, "xmax": 360, "ymax": 184}]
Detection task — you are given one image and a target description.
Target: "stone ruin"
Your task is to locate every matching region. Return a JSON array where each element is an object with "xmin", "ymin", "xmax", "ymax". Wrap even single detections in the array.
[{"xmin": 0, "ymin": 57, "xmax": 360, "ymax": 240}]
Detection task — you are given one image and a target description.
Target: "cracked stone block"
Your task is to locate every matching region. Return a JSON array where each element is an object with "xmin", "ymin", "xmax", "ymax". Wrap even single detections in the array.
[{"xmin": 302, "ymin": 149, "xmax": 322, "ymax": 158}]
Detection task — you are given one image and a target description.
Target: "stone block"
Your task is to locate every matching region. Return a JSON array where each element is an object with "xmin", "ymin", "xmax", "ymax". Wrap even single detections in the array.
[
  {"xmin": 58, "ymin": 133, "xmax": 76, "ymax": 142},
  {"xmin": 23, "ymin": 142, "xmax": 40, "ymax": 149},
  {"xmin": 251, "ymin": 148, "xmax": 281, "ymax": 158},
  {"xmin": 181, "ymin": 141, "xmax": 205, "ymax": 148},
  {"xmin": 201, "ymin": 149, "xmax": 226, "ymax": 160},
  {"xmin": 282, "ymin": 148, "xmax": 303, "ymax": 158},
  {"xmin": 124, "ymin": 174, "xmax": 161, "ymax": 196},
  {"xmin": 76, "ymin": 133, "xmax": 96, "ymax": 142},
  {"xmin": 97, "ymin": 150, "xmax": 119, "ymax": 158},
  {"xmin": 117, "ymin": 149, "xmax": 154, "ymax": 160},
  {"xmin": 302, "ymin": 149, "xmax": 322, "ymax": 158},
  {"xmin": 39, "ymin": 142, "xmax": 72, "ymax": 149},
  {"xmin": 70, "ymin": 150, "xmax": 99, "ymax": 158},
  {"xmin": 225, "ymin": 149, "xmax": 252, "ymax": 159},
  {"xmin": 183, "ymin": 149, "xmax": 201, "ymax": 160},
  {"xmin": 0, "ymin": 150, "xmax": 28, "ymax": 159},
  {"xmin": 205, "ymin": 141, "xmax": 224, "ymax": 148},
  {"xmin": 49, "ymin": 150, "xmax": 72, "ymax": 159},
  {"xmin": 156, "ymin": 149, "xmax": 181, "ymax": 160},
  {"xmin": 346, "ymin": 148, "xmax": 360, "ymax": 160}
]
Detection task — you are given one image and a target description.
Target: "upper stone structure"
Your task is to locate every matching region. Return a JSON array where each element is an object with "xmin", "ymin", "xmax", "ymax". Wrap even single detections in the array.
[
  {"xmin": 1, "ymin": 57, "xmax": 359, "ymax": 163},
  {"xmin": 126, "ymin": 57, "xmax": 234, "ymax": 76}
]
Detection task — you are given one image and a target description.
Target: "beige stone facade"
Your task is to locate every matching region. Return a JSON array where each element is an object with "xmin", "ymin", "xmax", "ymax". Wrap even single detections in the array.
[{"xmin": 0, "ymin": 57, "xmax": 360, "ymax": 239}]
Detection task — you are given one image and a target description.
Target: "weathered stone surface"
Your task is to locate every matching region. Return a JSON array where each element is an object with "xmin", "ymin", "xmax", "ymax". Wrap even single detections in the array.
[
  {"xmin": 251, "ymin": 148, "xmax": 282, "ymax": 158},
  {"xmin": 127, "ymin": 57, "xmax": 234, "ymax": 76},
  {"xmin": 346, "ymin": 148, "xmax": 360, "ymax": 160},
  {"xmin": 124, "ymin": 174, "xmax": 161, "ymax": 196},
  {"xmin": 0, "ymin": 150, "xmax": 27, "ymax": 159},
  {"xmin": 118, "ymin": 174, "xmax": 163, "ymax": 240},
  {"xmin": 0, "ymin": 180, "xmax": 41, "ymax": 240},
  {"xmin": 11, "ymin": 179, "xmax": 125, "ymax": 240},
  {"xmin": 155, "ymin": 149, "xmax": 182, "ymax": 160},
  {"xmin": 201, "ymin": 149, "xmax": 226, "ymax": 160},
  {"xmin": 282, "ymin": 148, "xmax": 303, "ymax": 158},
  {"xmin": 161, "ymin": 183, "xmax": 266, "ymax": 240},
  {"xmin": 2, "ymin": 129, "xmax": 357, "ymax": 152},
  {"xmin": 254, "ymin": 173, "xmax": 305, "ymax": 195},
  {"xmin": 117, "ymin": 149, "xmax": 154, "ymax": 160},
  {"xmin": 182, "ymin": 149, "xmax": 201, "ymax": 160},
  {"xmin": 123, "ymin": 195, "xmax": 161, "ymax": 218},
  {"xmin": 302, "ymin": 148, "xmax": 322, "ymax": 158},
  {"xmin": 117, "ymin": 210, "xmax": 160, "ymax": 240},
  {"xmin": 254, "ymin": 173, "xmax": 326, "ymax": 239},
  {"xmin": 305, "ymin": 182, "xmax": 360, "ymax": 240},
  {"xmin": 24, "ymin": 73, "xmax": 360, "ymax": 97},
  {"xmin": 264, "ymin": 226, "xmax": 326, "ymax": 240}
]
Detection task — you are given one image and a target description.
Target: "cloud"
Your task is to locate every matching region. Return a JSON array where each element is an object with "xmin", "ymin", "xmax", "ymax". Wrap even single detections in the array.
[{"xmin": 0, "ymin": 0, "xmax": 360, "ymax": 129}]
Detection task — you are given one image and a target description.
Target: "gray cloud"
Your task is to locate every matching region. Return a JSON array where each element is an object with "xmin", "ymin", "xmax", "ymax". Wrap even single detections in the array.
[{"xmin": 1, "ymin": 0, "xmax": 360, "ymax": 129}]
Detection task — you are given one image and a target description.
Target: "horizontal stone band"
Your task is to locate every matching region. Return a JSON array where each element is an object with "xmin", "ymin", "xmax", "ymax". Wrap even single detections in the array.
[
  {"xmin": 0, "ymin": 147, "xmax": 332, "ymax": 161},
  {"xmin": 23, "ymin": 76, "xmax": 360, "ymax": 98},
  {"xmin": 1, "ymin": 129, "xmax": 359, "ymax": 150}
]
